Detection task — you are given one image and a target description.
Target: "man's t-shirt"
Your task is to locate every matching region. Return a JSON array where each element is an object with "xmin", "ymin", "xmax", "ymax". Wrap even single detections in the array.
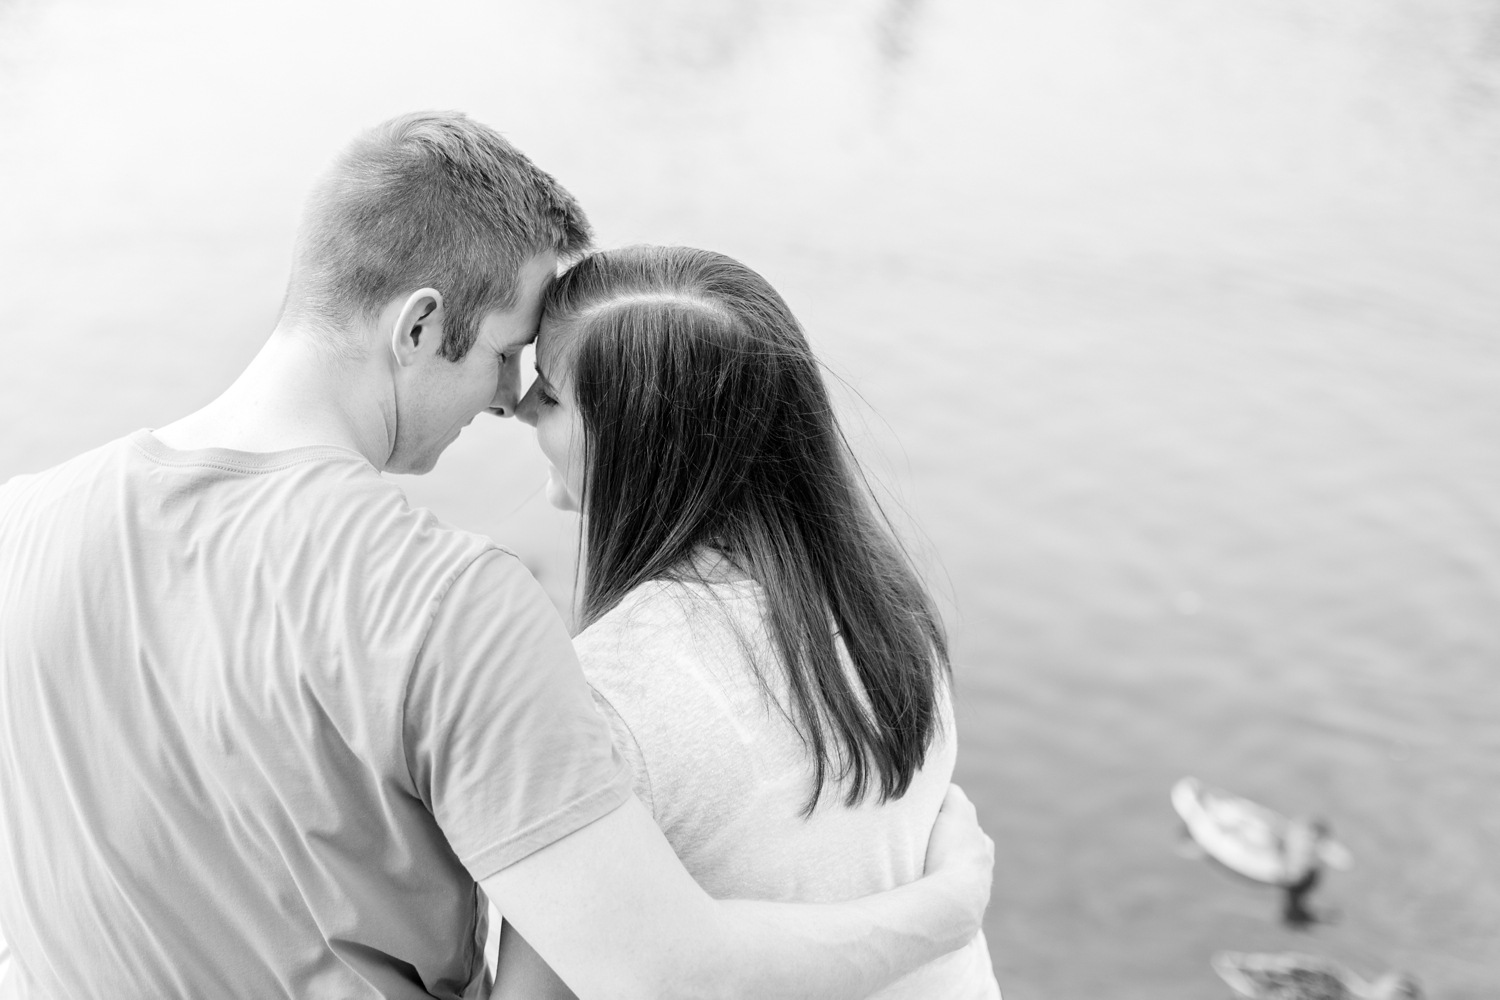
[{"xmin": 0, "ymin": 431, "xmax": 631, "ymax": 999}]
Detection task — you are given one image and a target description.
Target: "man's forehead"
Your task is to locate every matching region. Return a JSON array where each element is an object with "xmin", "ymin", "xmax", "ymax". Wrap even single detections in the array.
[
  {"xmin": 478, "ymin": 312, "xmax": 540, "ymax": 354},
  {"xmin": 478, "ymin": 263, "xmax": 553, "ymax": 346},
  {"xmin": 507, "ymin": 253, "xmax": 559, "ymax": 347},
  {"xmin": 509, "ymin": 319, "xmax": 543, "ymax": 350},
  {"xmin": 521, "ymin": 251, "xmax": 560, "ymax": 302}
]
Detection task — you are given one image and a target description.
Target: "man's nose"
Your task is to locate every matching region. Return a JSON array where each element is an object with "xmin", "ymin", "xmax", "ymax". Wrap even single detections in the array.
[{"xmin": 489, "ymin": 367, "xmax": 521, "ymax": 418}]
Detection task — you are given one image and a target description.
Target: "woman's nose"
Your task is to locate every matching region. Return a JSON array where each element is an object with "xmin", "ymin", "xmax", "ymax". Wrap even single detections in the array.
[{"xmin": 512, "ymin": 383, "xmax": 540, "ymax": 426}]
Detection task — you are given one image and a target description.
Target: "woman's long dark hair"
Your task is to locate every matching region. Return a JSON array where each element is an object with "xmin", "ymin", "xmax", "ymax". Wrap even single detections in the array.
[{"xmin": 545, "ymin": 246, "xmax": 950, "ymax": 813}]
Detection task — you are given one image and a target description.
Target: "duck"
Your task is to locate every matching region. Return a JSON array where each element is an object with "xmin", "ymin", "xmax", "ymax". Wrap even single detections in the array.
[
  {"xmin": 1171, "ymin": 776, "xmax": 1353, "ymax": 888},
  {"xmin": 1212, "ymin": 951, "xmax": 1423, "ymax": 1000}
]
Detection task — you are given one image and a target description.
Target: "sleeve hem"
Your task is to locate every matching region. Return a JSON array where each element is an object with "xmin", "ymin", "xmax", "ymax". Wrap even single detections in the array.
[
  {"xmin": 464, "ymin": 764, "xmax": 635, "ymax": 885},
  {"xmin": 587, "ymin": 684, "xmax": 657, "ymax": 817}
]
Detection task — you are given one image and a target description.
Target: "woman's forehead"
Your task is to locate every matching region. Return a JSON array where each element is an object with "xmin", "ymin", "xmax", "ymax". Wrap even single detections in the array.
[{"xmin": 535, "ymin": 314, "xmax": 578, "ymax": 365}]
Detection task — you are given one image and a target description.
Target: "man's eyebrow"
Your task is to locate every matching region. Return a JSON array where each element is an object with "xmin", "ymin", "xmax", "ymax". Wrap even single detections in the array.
[{"xmin": 498, "ymin": 330, "xmax": 536, "ymax": 354}]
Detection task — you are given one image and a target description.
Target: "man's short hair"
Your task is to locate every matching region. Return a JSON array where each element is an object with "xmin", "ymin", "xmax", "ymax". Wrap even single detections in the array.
[{"xmin": 285, "ymin": 111, "xmax": 592, "ymax": 361}]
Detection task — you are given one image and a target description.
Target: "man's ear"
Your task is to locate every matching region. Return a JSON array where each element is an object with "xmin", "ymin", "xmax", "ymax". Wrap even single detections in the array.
[{"xmin": 390, "ymin": 288, "xmax": 445, "ymax": 368}]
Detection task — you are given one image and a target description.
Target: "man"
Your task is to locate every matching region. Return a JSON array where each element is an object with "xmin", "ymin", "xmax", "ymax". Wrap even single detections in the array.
[{"xmin": 0, "ymin": 112, "xmax": 993, "ymax": 999}]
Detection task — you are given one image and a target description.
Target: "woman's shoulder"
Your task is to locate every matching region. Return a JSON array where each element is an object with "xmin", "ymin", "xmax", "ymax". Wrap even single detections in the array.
[
  {"xmin": 577, "ymin": 574, "xmax": 758, "ymax": 633},
  {"xmin": 573, "ymin": 576, "xmax": 775, "ymax": 808},
  {"xmin": 574, "ymin": 576, "xmax": 765, "ymax": 679}
]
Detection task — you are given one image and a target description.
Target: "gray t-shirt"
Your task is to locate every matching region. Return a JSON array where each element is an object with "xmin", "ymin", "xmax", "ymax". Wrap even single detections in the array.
[
  {"xmin": 0, "ymin": 431, "xmax": 631, "ymax": 999},
  {"xmin": 577, "ymin": 577, "xmax": 1001, "ymax": 999}
]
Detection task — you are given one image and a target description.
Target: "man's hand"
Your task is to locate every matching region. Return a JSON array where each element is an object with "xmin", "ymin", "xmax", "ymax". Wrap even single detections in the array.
[{"xmin": 923, "ymin": 784, "xmax": 995, "ymax": 942}]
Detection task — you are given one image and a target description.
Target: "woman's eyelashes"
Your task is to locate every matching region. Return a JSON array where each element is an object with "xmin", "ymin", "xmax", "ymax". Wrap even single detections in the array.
[{"xmin": 528, "ymin": 360, "xmax": 560, "ymax": 407}]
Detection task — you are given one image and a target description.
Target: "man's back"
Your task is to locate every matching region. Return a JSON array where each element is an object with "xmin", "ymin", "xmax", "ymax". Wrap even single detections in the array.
[{"xmin": 0, "ymin": 432, "xmax": 627, "ymax": 998}]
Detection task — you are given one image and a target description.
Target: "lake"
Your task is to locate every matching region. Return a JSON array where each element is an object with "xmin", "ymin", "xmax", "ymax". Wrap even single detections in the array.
[{"xmin": 1, "ymin": 0, "xmax": 1498, "ymax": 995}]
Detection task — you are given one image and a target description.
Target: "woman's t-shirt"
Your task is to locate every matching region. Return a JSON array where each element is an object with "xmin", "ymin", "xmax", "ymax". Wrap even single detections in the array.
[{"xmin": 576, "ymin": 577, "xmax": 1001, "ymax": 999}]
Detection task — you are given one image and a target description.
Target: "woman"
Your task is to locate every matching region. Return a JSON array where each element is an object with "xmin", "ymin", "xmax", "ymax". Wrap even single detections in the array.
[{"xmin": 494, "ymin": 246, "xmax": 1001, "ymax": 998}]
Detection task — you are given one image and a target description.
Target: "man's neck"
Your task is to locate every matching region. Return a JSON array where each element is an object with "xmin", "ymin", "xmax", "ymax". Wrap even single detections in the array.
[{"xmin": 153, "ymin": 325, "xmax": 394, "ymax": 469}]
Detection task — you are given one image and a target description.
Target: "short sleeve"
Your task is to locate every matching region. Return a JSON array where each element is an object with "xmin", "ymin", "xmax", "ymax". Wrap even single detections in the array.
[
  {"xmin": 587, "ymin": 686, "xmax": 656, "ymax": 817},
  {"xmin": 404, "ymin": 550, "xmax": 632, "ymax": 883}
]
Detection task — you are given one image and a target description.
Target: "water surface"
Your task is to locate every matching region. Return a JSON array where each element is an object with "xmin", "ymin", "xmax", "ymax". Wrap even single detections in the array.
[{"xmin": 2, "ymin": 1, "xmax": 1498, "ymax": 995}]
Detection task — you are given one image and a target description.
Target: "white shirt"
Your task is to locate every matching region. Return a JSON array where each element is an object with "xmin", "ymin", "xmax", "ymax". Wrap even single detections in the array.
[{"xmin": 576, "ymin": 576, "xmax": 1001, "ymax": 999}]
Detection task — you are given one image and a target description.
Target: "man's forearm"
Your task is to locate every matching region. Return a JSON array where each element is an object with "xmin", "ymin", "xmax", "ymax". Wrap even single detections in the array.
[
  {"xmin": 683, "ymin": 786, "xmax": 990, "ymax": 999},
  {"xmin": 485, "ymin": 790, "xmax": 992, "ymax": 1000},
  {"xmin": 693, "ymin": 876, "xmax": 976, "ymax": 1000},
  {"xmin": 486, "ymin": 881, "xmax": 966, "ymax": 1000},
  {"xmin": 494, "ymin": 877, "xmax": 974, "ymax": 1000}
]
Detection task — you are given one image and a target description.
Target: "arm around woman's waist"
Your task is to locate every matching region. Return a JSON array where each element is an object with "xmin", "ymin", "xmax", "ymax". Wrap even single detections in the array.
[{"xmin": 484, "ymin": 785, "xmax": 993, "ymax": 1000}]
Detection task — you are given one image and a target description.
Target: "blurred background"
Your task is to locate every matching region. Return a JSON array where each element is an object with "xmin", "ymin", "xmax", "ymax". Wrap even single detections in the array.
[{"xmin": 2, "ymin": 0, "xmax": 1498, "ymax": 995}]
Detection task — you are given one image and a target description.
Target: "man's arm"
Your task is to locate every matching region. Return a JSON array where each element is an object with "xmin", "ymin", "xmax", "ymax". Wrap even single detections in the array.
[
  {"xmin": 484, "ymin": 785, "xmax": 993, "ymax": 1000},
  {"xmin": 492, "ymin": 920, "xmax": 575, "ymax": 1000}
]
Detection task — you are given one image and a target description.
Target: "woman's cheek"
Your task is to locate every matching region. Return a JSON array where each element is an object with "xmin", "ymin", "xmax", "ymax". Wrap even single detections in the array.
[
  {"xmin": 537, "ymin": 418, "xmax": 565, "ymax": 469},
  {"xmin": 544, "ymin": 467, "xmax": 579, "ymax": 511}
]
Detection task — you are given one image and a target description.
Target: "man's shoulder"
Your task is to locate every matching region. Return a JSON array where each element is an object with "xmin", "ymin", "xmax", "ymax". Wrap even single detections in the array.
[
  {"xmin": 340, "ymin": 482, "xmax": 513, "ymax": 579},
  {"xmin": 2, "ymin": 432, "xmax": 135, "ymax": 483},
  {"xmin": 1, "ymin": 428, "xmax": 513, "ymax": 602},
  {"xmin": 263, "ymin": 465, "xmax": 519, "ymax": 620},
  {"xmin": 0, "ymin": 433, "xmax": 139, "ymax": 521}
]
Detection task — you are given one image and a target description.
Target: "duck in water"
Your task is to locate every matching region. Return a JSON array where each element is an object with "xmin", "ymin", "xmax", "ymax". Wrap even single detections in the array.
[
  {"xmin": 1212, "ymin": 951, "xmax": 1423, "ymax": 1000},
  {"xmin": 1171, "ymin": 777, "xmax": 1353, "ymax": 926}
]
